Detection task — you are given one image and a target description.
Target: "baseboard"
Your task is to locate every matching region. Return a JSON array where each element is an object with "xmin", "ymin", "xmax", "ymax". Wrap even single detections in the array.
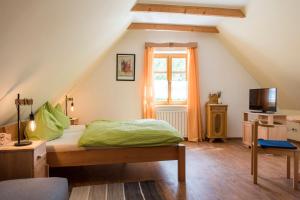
[
  {"xmin": 226, "ymin": 137, "xmax": 242, "ymax": 140},
  {"xmin": 183, "ymin": 137, "xmax": 242, "ymax": 142}
]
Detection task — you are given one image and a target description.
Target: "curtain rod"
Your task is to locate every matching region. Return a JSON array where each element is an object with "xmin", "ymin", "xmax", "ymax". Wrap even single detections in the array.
[{"xmin": 145, "ymin": 42, "xmax": 197, "ymax": 48}]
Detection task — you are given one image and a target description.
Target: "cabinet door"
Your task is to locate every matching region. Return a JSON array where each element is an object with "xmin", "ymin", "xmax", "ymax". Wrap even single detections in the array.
[
  {"xmin": 211, "ymin": 111, "xmax": 226, "ymax": 137},
  {"xmin": 243, "ymin": 122, "xmax": 252, "ymax": 146},
  {"xmin": 258, "ymin": 126, "xmax": 268, "ymax": 139},
  {"xmin": 269, "ymin": 126, "xmax": 288, "ymax": 140},
  {"xmin": 0, "ymin": 151, "xmax": 33, "ymax": 180},
  {"xmin": 34, "ymin": 153, "xmax": 48, "ymax": 178}
]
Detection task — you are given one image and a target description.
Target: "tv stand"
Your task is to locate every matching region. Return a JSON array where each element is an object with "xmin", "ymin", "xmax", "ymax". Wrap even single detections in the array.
[
  {"xmin": 242, "ymin": 112, "xmax": 287, "ymax": 147},
  {"xmin": 265, "ymin": 111, "xmax": 276, "ymax": 114},
  {"xmin": 250, "ymin": 110, "xmax": 275, "ymax": 114},
  {"xmin": 250, "ymin": 110, "xmax": 264, "ymax": 113}
]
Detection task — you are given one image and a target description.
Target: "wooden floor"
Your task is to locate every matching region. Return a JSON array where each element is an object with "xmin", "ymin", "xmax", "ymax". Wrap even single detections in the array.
[{"xmin": 51, "ymin": 140, "xmax": 300, "ymax": 200}]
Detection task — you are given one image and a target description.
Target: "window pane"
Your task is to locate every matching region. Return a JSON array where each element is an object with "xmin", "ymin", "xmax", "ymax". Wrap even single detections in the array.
[
  {"xmin": 171, "ymin": 80, "xmax": 187, "ymax": 101},
  {"xmin": 172, "ymin": 68, "xmax": 187, "ymax": 102},
  {"xmin": 172, "ymin": 72, "xmax": 186, "ymax": 81},
  {"xmin": 172, "ymin": 58, "xmax": 186, "ymax": 72},
  {"xmin": 154, "ymin": 73, "xmax": 168, "ymax": 101},
  {"xmin": 153, "ymin": 58, "xmax": 167, "ymax": 72}
]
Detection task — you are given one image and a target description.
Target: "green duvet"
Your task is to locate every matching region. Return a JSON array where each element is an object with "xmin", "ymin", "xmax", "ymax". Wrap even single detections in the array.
[{"xmin": 78, "ymin": 119, "xmax": 183, "ymax": 147}]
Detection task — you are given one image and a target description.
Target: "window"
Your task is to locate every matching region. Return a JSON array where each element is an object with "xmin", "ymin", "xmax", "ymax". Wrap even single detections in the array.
[{"xmin": 153, "ymin": 51, "xmax": 187, "ymax": 105}]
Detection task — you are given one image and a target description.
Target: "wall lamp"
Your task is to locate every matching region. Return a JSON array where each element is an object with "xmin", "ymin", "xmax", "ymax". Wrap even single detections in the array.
[{"xmin": 65, "ymin": 95, "xmax": 74, "ymax": 117}]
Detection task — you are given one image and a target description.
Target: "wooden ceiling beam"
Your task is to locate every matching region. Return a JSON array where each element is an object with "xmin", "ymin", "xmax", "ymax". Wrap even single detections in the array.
[
  {"xmin": 132, "ymin": 3, "xmax": 245, "ymax": 18},
  {"xmin": 128, "ymin": 23, "xmax": 219, "ymax": 33}
]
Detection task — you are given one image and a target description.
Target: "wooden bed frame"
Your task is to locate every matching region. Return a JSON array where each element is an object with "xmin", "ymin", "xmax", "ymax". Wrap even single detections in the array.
[{"xmin": 0, "ymin": 122, "xmax": 186, "ymax": 182}]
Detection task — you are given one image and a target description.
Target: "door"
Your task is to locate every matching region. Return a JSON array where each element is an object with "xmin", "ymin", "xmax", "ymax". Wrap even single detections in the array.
[{"xmin": 211, "ymin": 111, "xmax": 226, "ymax": 137}]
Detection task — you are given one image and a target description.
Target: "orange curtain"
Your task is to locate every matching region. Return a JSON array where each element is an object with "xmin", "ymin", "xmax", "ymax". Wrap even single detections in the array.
[
  {"xmin": 142, "ymin": 47, "xmax": 156, "ymax": 118},
  {"xmin": 187, "ymin": 47, "xmax": 203, "ymax": 142}
]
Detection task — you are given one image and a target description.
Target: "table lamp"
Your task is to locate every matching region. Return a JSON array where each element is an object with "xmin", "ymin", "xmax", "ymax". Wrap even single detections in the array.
[{"xmin": 14, "ymin": 93, "xmax": 36, "ymax": 146}]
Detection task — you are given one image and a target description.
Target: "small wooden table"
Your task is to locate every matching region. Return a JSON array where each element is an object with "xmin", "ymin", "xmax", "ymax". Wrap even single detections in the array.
[
  {"xmin": 70, "ymin": 118, "xmax": 79, "ymax": 125},
  {"xmin": 0, "ymin": 140, "xmax": 48, "ymax": 180},
  {"xmin": 206, "ymin": 104, "xmax": 228, "ymax": 142}
]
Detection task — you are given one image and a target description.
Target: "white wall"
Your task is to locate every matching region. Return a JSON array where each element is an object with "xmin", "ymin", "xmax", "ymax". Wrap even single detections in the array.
[
  {"xmin": 279, "ymin": 109, "xmax": 300, "ymax": 141},
  {"xmin": 0, "ymin": 0, "xmax": 135, "ymax": 125},
  {"xmin": 220, "ymin": 0, "xmax": 300, "ymax": 110},
  {"xmin": 68, "ymin": 30, "xmax": 259, "ymax": 138}
]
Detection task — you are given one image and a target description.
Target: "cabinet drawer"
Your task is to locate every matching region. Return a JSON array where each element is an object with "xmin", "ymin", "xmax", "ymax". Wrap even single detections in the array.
[
  {"xmin": 34, "ymin": 160, "xmax": 48, "ymax": 178},
  {"xmin": 35, "ymin": 152, "xmax": 46, "ymax": 166},
  {"xmin": 210, "ymin": 106, "xmax": 227, "ymax": 112},
  {"xmin": 71, "ymin": 118, "xmax": 79, "ymax": 125},
  {"xmin": 269, "ymin": 126, "xmax": 288, "ymax": 140},
  {"xmin": 34, "ymin": 142, "xmax": 46, "ymax": 165}
]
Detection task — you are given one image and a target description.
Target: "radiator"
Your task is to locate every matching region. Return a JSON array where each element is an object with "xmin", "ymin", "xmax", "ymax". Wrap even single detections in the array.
[{"xmin": 155, "ymin": 107, "xmax": 188, "ymax": 138}]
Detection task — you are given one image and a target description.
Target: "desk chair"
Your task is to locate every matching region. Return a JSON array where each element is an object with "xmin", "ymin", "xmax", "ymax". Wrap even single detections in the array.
[{"xmin": 251, "ymin": 120, "xmax": 299, "ymax": 189}]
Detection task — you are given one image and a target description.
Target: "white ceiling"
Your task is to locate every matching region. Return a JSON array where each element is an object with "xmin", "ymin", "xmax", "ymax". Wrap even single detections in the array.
[
  {"xmin": 134, "ymin": 0, "xmax": 300, "ymax": 110},
  {"xmin": 219, "ymin": 0, "xmax": 300, "ymax": 109},
  {"xmin": 0, "ymin": 0, "xmax": 135, "ymax": 125},
  {"xmin": 137, "ymin": 0, "xmax": 248, "ymax": 7},
  {"xmin": 132, "ymin": 0, "xmax": 248, "ymax": 26},
  {"xmin": 132, "ymin": 12, "xmax": 224, "ymax": 26}
]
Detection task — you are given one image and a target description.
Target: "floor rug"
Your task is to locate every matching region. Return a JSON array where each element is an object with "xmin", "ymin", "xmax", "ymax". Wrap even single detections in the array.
[{"xmin": 69, "ymin": 180, "xmax": 165, "ymax": 200}]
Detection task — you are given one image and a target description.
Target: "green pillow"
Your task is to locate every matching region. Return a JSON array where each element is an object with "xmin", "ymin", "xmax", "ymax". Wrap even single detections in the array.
[
  {"xmin": 55, "ymin": 104, "xmax": 64, "ymax": 113},
  {"xmin": 45, "ymin": 102, "xmax": 70, "ymax": 129},
  {"xmin": 26, "ymin": 104, "xmax": 64, "ymax": 141}
]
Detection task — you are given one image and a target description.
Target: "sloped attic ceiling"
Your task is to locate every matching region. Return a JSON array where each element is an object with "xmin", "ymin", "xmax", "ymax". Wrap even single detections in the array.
[
  {"xmin": 132, "ymin": 0, "xmax": 299, "ymax": 110},
  {"xmin": 0, "ymin": 0, "xmax": 136, "ymax": 125},
  {"xmin": 1, "ymin": 0, "xmax": 298, "ymax": 126},
  {"xmin": 219, "ymin": 0, "xmax": 300, "ymax": 110}
]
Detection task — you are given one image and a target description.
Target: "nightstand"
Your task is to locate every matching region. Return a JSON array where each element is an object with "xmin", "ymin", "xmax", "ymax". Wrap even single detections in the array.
[
  {"xmin": 70, "ymin": 118, "xmax": 79, "ymax": 125},
  {"xmin": 0, "ymin": 140, "xmax": 48, "ymax": 181}
]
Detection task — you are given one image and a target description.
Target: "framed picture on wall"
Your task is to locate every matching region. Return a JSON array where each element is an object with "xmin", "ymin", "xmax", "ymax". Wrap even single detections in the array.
[{"xmin": 116, "ymin": 54, "xmax": 135, "ymax": 81}]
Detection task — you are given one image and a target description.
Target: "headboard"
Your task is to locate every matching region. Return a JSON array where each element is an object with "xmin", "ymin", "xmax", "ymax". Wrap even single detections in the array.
[{"xmin": 0, "ymin": 121, "xmax": 27, "ymax": 141}]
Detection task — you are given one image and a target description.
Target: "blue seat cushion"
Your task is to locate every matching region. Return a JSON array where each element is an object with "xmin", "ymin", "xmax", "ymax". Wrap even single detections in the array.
[{"xmin": 258, "ymin": 139, "xmax": 297, "ymax": 149}]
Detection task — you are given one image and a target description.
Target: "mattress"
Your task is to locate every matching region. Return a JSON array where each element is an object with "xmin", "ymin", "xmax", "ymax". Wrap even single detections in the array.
[
  {"xmin": 46, "ymin": 121, "xmax": 182, "ymax": 152},
  {"xmin": 46, "ymin": 125, "xmax": 86, "ymax": 152},
  {"xmin": 79, "ymin": 119, "xmax": 183, "ymax": 147}
]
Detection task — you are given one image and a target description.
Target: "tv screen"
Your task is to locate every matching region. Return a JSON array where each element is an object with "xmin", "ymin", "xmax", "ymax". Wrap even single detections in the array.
[{"xmin": 249, "ymin": 88, "xmax": 277, "ymax": 113}]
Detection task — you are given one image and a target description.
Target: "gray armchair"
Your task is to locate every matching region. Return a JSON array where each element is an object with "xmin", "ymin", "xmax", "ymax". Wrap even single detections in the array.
[{"xmin": 0, "ymin": 177, "xmax": 68, "ymax": 200}]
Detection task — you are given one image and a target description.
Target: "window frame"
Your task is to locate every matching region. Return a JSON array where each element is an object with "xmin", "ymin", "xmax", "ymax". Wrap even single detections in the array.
[{"xmin": 153, "ymin": 53, "xmax": 187, "ymax": 105}]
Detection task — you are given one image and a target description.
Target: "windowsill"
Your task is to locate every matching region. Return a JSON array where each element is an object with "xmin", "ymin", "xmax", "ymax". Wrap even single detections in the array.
[
  {"xmin": 155, "ymin": 104, "xmax": 187, "ymax": 107},
  {"xmin": 154, "ymin": 105, "xmax": 187, "ymax": 111}
]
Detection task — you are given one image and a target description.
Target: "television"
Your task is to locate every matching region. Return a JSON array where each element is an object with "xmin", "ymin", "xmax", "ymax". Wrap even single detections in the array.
[{"xmin": 249, "ymin": 88, "xmax": 277, "ymax": 113}]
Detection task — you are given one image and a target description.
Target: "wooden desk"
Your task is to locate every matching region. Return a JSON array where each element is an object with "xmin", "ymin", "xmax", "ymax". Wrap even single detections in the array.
[
  {"xmin": 243, "ymin": 112, "xmax": 287, "ymax": 147},
  {"xmin": 288, "ymin": 119, "xmax": 300, "ymax": 123}
]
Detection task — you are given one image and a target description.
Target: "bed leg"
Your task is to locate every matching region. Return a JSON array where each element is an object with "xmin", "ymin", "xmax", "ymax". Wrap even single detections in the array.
[{"xmin": 178, "ymin": 144, "xmax": 186, "ymax": 182}]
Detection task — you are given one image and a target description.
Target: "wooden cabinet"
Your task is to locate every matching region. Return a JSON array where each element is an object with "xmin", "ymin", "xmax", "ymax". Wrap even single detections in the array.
[
  {"xmin": 243, "ymin": 121, "xmax": 252, "ymax": 146},
  {"xmin": 242, "ymin": 112, "xmax": 287, "ymax": 147},
  {"xmin": 0, "ymin": 141, "xmax": 48, "ymax": 180},
  {"xmin": 206, "ymin": 104, "xmax": 228, "ymax": 142},
  {"xmin": 70, "ymin": 118, "xmax": 79, "ymax": 125}
]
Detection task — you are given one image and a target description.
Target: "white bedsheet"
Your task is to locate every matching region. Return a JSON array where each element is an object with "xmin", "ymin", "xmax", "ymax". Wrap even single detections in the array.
[{"xmin": 46, "ymin": 125, "xmax": 86, "ymax": 152}]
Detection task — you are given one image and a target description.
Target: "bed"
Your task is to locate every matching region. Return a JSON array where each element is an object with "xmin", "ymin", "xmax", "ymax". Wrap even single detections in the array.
[{"xmin": 1, "ymin": 121, "xmax": 186, "ymax": 182}]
